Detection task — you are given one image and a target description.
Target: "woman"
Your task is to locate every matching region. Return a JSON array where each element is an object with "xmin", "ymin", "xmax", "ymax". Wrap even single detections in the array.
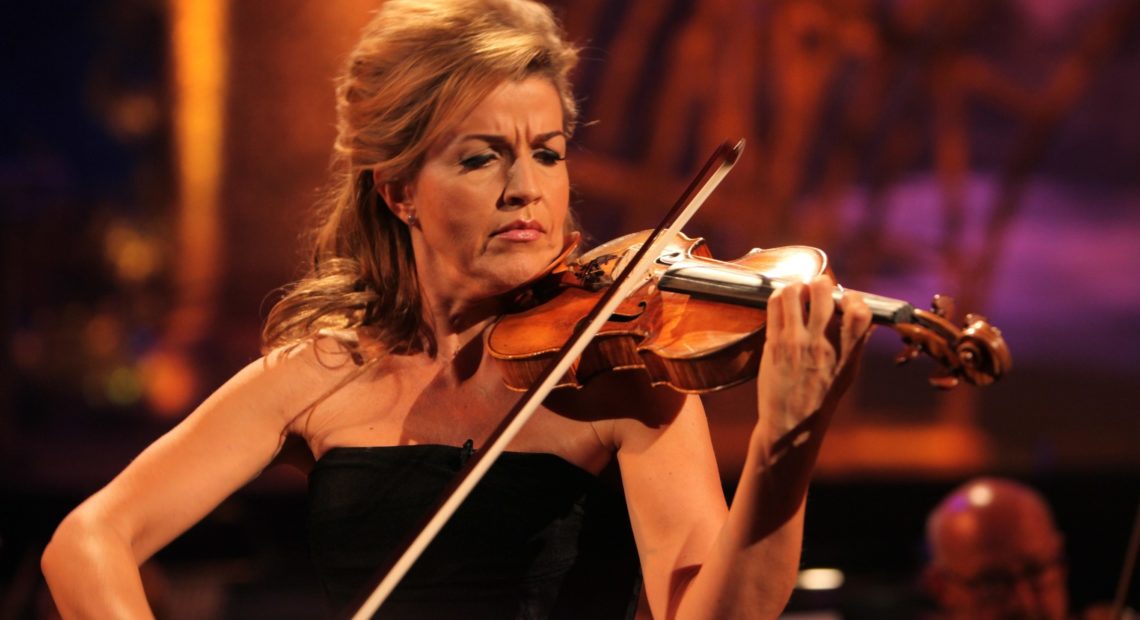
[{"xmin": 41, "ymin": 0, "xmax": 873, "ymax": 618}]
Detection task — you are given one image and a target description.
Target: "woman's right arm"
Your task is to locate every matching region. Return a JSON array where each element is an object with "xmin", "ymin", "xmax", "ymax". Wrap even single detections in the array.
[{"xmin": 40, "ymin": 345, "xmax": 334, "ymax": 618}]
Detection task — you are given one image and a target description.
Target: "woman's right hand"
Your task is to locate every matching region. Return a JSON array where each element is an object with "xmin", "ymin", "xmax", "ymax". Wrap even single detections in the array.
[{"xmin": 40, "ymin": 342, "xmax": 345, "ymax": 618}]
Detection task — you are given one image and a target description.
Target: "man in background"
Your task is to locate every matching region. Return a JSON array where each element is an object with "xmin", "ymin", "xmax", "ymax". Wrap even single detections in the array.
[{"xmin": 924, "ymin": 477, "xmax": 1069, "ymax": 620}]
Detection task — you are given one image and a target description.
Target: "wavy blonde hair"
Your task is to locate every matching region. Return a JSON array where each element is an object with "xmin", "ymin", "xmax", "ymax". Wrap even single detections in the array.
[{"xmin": 262, "ymin": 0, "xmax": 579, "ymax": 356}]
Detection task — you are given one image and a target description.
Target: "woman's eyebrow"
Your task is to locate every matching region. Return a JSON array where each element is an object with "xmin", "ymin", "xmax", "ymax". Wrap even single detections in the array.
[
  {"xmin": 459, "ymin": 131, "xmax": 565, "ymax": 146},
  {"xmin": 532, "ymin": 130, "xmax": 565, "ymax": 144}
]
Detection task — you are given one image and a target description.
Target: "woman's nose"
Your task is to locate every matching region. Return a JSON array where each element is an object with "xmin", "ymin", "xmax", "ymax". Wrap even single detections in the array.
[{"xmin": 501, "ymin": 157, "xmax": 541, "ymax": 209}]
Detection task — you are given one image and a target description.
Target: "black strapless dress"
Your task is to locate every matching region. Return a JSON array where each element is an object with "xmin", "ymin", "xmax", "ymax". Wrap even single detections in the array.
[{"xmin": 307, "ymin": 444, "xmax": 640, "ymax": 619}]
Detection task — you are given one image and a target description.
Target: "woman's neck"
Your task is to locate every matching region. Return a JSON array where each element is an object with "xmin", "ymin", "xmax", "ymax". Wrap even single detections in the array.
[{"xmin": 418, "ymin": 287, "xmax": 503, "ymax": 362}]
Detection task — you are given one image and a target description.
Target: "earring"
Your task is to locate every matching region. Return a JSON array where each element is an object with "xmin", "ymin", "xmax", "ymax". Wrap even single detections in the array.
[{"xmin": 406, "ymin": 211, "xmax": 417, "ymax": 226}]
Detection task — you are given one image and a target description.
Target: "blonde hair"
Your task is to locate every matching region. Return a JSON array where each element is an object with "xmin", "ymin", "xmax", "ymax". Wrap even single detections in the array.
[{"xmin": 262, "ymin": 0, "xmax": 579, "ymax": 356}]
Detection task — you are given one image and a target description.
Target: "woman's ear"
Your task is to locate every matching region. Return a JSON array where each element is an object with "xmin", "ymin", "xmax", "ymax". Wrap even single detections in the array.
[{"xmin": 375, "ymin": 171, "xmax": 415, "ymax": 224}]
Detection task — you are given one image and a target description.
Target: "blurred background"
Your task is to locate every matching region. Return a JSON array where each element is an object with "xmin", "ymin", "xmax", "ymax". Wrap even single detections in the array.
[{"xmin": 2, "ymin": 0, "xmax": 1138, "ymax": 617}]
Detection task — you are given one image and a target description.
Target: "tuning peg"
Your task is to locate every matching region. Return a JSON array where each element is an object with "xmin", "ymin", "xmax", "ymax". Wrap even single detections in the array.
[
  {"xmin": 964, "ymin": 312, "xmax": 989, "ymax": 326},
  {"xmin": 928, "ymin": 373, "xmax": 960, "ymax": 390},
  {"xmin": 931, "ymin": 295, "xmax": 956, "ymax": 320},
  {"xmin": 894, "ymin": 343, "xmax": 921, "ymax": 365}
]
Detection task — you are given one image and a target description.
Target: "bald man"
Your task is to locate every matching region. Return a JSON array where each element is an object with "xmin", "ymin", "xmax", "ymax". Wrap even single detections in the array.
[{"xmin": 924, "ymin": 477, "xmax": 1069, "ymax": 620}]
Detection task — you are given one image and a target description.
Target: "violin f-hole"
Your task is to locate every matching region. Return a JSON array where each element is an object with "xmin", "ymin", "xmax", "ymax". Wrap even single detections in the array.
[{"xmin": 574, "ymin": 299, "xmax": 648, "ymax": 330}]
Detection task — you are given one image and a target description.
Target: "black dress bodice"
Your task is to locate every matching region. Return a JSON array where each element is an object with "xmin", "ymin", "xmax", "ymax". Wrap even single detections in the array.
[{"xmin": 307, "ymin": 444, "xmax": 639, "ymax": 619}]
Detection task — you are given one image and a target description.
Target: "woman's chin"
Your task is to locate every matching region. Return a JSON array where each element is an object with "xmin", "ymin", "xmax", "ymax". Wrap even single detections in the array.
[
  {"xmin": 451, "ymin": 243, "xmax": 563, "ymax": 301},
  {"xmin": 482, "ymin": 256, "xmax": 554, "ymax": 296}
]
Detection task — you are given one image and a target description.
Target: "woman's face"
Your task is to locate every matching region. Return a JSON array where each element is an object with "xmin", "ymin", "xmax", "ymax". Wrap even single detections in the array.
[{"xmin": 395, "ymin": 77, "xmax": 570, "ymax": 302}]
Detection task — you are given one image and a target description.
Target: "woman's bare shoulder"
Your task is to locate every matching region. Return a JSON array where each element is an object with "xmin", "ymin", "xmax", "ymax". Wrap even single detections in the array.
[
  {"xmin": 262, "ymin": 330, "xmax": 376, "ymax": 374},
  {"xmin": 238, "ymin": 330, "xmax": 389, "ymax": 422}
]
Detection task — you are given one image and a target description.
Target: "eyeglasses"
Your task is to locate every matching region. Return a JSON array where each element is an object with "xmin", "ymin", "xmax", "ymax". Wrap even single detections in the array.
[{"xmin": 942, "ymin": 555, "xmax": 1066, "ymax": 602}]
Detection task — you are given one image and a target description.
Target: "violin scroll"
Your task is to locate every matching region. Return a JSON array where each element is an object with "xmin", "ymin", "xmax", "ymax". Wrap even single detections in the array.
[{"xmin": 892, "ymin": 296, "xmax": 1012, "ymax": 389}]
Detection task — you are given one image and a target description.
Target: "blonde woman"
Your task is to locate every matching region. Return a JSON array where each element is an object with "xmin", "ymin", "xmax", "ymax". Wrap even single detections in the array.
[{"xmin": 42, "ymin": 1, "xmax": 872, "ymax": 617}]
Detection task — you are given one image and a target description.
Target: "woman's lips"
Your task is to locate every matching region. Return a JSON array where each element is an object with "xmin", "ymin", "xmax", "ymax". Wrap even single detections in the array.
[
  {"xmin": 492, "ymin": 221, "xmax": 545, "ymax": 241},
  {"xmin": 493, "ymin": 228, "xmax": 544, "ymax": 241}
]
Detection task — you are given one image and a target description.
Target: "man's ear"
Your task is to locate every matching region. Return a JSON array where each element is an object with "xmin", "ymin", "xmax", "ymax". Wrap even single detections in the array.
[{"xmin": 922, "ymin": 565, "xmax": 949, "ymax": 605}]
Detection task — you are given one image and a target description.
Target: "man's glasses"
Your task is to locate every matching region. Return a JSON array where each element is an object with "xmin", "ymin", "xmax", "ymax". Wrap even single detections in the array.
[{"xmin": 942, "ymin": 555, "xmax": 1066, "ymax": 602}]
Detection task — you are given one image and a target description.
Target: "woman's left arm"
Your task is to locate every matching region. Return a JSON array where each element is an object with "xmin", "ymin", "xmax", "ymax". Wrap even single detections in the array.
[{"xmin": 611, "ymin": 275, "xmax": 872, "ymax": 620}]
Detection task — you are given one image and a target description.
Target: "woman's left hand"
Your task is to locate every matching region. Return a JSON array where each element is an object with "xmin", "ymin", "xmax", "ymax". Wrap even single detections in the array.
[{"xmin": 755, "ymin": 275, "xmax": 873, "ymax": 444}]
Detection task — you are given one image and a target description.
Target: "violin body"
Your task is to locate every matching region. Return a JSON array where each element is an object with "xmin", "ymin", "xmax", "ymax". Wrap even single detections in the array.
[
  {"xmin": 490, "ymin": 231, "xmax": 808, "ymax": 392},
  {"xmin": 487, "ymin": 230, "xmax": 1011, "ymax": 392}
]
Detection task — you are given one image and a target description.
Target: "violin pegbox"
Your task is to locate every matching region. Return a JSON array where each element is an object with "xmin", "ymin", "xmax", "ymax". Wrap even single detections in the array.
[{"xmin": 891, "ymin": 295, "xmax": 1011, "ymax": 389}]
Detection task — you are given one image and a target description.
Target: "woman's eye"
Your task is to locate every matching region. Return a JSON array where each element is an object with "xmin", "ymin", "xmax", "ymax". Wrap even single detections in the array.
[
  {"xmin": 534, "ymin": 148, "xmax": 565, "ymax": 166},
  {"xmin": 460, "ymin": 153, "xmax": 497, "ymax": 170}
]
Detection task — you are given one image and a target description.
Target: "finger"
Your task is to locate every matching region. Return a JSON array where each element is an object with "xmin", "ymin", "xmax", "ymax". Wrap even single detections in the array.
[
  {"xmin": 778, "ymin": 281, "xmax": 806, "ymax": 334},
  {"xmin": 838, "ymin": 289, "xmax": 873, "ymax": 367},
  {"xmin": 766, "ymin": 285, "xmax": 786, "ymax": 335},
  {"xmin": 806, "ymin": 275, "xmax": 835, "ymax": 336}
]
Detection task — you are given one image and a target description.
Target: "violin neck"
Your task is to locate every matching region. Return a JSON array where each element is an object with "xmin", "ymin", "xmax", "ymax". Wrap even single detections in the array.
[{"xmin": 657, "ymin": 259, "xmax": 915, "ymax": 326}]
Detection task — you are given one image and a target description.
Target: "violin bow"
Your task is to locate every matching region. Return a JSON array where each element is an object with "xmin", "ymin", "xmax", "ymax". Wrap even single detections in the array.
[
  {"xmin": 350, "ymin": 140, "xmax": 745, "ymax": 619},
  {"xmin": 1112, "ymin": 499, "xmax": 1140, "ymax": 619}
]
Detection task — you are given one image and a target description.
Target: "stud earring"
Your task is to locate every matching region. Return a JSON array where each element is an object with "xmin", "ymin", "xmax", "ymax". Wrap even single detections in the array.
[{"xmin": 406, "ymin": 211, "xmax": 417, "ymax": 226}]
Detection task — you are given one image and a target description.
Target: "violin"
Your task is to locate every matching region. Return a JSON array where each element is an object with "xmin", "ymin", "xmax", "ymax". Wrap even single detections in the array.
[{"xmin": 487, "ymin": 229, "xmax": 1011, "ymax": 391}]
